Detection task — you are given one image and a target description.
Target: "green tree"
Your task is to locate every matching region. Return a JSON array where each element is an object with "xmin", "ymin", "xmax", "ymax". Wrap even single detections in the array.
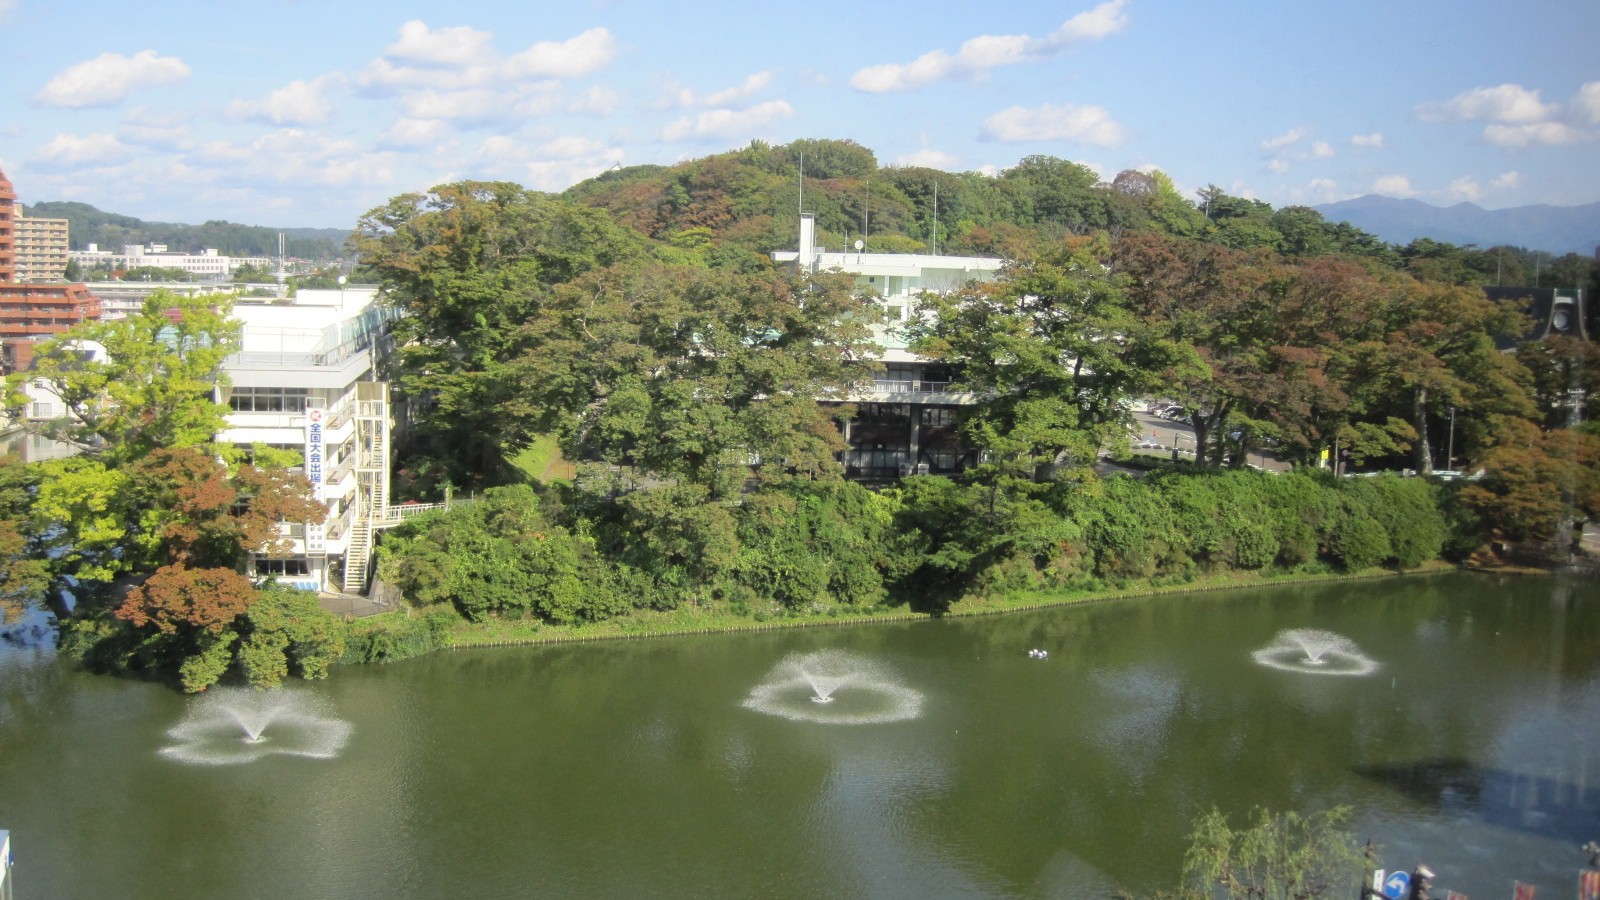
[
  {"xmin": 5, "ymin": 290, "xmax": 239, "ymax": 465},
  {"xmin": 911, "ymin": 236, "xmax": 1181, "ymax": 481},
  {"xmin": 0, "ymin": 455, "xmax": 49, "ymax": 624},
  {"xmin": 1176, "ymin": 806, "xmax": 1368, "ymax": 900},
  {"xmin": 350, "ymin": 181, "xmax": 649, "ymax": 481},
  {"xmin": 509, "ymin": 264, "xmax": 876, "ymax": 497},
  {"xmin": 237, "ymin": 583, "xmax": 346, "ymax": 687}
]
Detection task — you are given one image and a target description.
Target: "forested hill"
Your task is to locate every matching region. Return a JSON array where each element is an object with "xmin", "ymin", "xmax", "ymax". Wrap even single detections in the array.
[
  {"xmin": 21, "ymin": 201, "xmax": 348, "ymax": 260},
  {"xmin": 558, "ymin": 139, "xmax": 1593, "ymax": 289}
]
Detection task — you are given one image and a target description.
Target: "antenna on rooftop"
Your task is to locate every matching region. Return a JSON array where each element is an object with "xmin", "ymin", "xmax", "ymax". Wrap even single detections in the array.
[
  {"xmin": 863, "ymin": 178, "xmax": 869, "ymax": 251},
  {"xmin": 932, "ymin": 181, "xmax": 939, "ymax": 256},
  {"xmin": 797, "ymin": 153, "xmax": 804, "ymax": 215},
  {"xmin": 273, "ymin": 232, "xmax": 289, "ymax": 296}
]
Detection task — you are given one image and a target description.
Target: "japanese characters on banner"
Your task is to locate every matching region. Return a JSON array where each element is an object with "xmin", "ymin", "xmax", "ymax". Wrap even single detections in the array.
[
  {"xmin": 1579, "ymin": 870, "xmax": 1599, "ymax": 900},
  {"xmin": 304, "ymin": 408, "xmax": 326, "ymax": 554}
]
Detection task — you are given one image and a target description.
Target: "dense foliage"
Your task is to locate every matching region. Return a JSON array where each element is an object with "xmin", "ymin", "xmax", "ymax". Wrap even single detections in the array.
[
  {"xmin": 376, "ymin": 470, "xmax": 1456, "ymax": 627},
  {"xmin": 357, "ymin": 137, "xmax": 1594, "ymax": 632}
]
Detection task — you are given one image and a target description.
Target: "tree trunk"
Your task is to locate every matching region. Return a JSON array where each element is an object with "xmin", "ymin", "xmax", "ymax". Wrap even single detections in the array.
[
  {"xmin": 1412, "ymin": 386, "xmax": 1433, "ymax": 475},
  {"xmin": 1191, "ymin": 414, "xmax": 1212, "ymax": 467}
]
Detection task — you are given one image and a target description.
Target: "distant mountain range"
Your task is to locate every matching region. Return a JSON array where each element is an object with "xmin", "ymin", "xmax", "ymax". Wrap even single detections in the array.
[
  {"xmin": 21, "ymin": 201, "xmax": 350, "ymax": 260},
  {"xmin": 1312, "ymin": 195, "xmax": 1600, "ymax": 256}
]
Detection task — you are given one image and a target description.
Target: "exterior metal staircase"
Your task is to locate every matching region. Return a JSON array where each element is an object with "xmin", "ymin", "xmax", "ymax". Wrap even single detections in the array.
[{"xmin": 340, "ymin": 382, "xmax": 390, "ymax": 594}]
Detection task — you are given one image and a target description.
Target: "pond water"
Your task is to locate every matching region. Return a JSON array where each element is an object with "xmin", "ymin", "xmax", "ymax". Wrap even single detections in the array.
[{"xmin": 1, "ymin": 571, "xmax": 1596, "ymax": 899}]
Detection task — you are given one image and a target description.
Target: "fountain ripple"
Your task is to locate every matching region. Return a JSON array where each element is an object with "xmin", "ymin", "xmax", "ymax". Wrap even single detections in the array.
[
  {"xmin": 159, "ymin": 688, "xmax": 353, "ymax": 765},
  {"xmin": 742, "ymin": 650, "xmax": 923, "ymax": 724},
  {"xmin": 1252, "ymin": 628, "xmax": 1379, "ymax": 676}
]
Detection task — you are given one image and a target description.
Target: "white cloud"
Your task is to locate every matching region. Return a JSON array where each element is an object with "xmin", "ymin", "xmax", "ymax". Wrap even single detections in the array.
[
  {"xmin": 468, "ymin": 134, "xmax": 624, "ymax": 191},
  {"xmin": 1266, "ymin": 159, "xmax": 1289, "ymax": 174},
  {"xmin": 229, "ymin": 74, "xmax": 343, "ymax": 126},
  {"xmin": 1309, "ymin": 140, "xmax": 1334, "ymax": 159},
  {"xmin": 895, "ymin": 148, "xmax": 962, "ymax": 169},
  {"xmin": 1260, "ymin": 127, "xmax": 1307, "ymax": 152},
  {"xmin": 196, "ymin": 129, "xmax": 397, "ymax": 188},
  {"xmin": 399, "ymin": 84, "xmax": 559, "ymax": 122},
  {"xmin": 1492, "ymin": 170, "xmax": 1521, "ymax": 190},
  {"xmin": 356, "ymin": 57, "xmax": 498, "ymax": 93},
  {"xmin": 1371, "ymin": 175, "xmax": 1416, "ymax": 197},
  {"xmin": 980, "ymin": 103, "xmax": 1124, "ymax": 147},
  {"xmin": 503, "ymin": 27, "xmax": 617, "ymax": 78},
  {"xmin": 378, "ymin": 117, "xmax": 450, "ymax": 149},
  {"xmin": 659, "ymin": 100, "xmax": 794, "ymax": 141},
  {"xmin": 1286, "ymin": 177, "xmax": 1342, "ymax": 204},
  {"xmin": 35, "ymin": 50, "xmax": 189, "ymax": 108},
  {"xmin": 1484, "ymin": 121, "xmax": 1583, "ymax": 147},
  {"xmin": 850, "ymin": 0, "xmax": 1129, "ymax": 92},
  {"xmin": 1350, "ymin": 132, "xmax": 1384, "ymax": 149},
  {"xmin": 1305, "ymin": 178, "xmax": 1340, "ymax": 202},
  {"xmin": 0, "ymin": 0, "xmax": 15, "ymax": 23},
  {"xmin": 1418, "ymin": 83, "xmax": 1558, "ymax": 124},
  {"xmin": 538, "ymin": 135, "xmax": 614, "ymax": 160},
  {"xmin": 385, "ymin": 21, "xmax": 495, "ymax": 67},
  {"xmin": 32, "ymin": 132, "xmax": 129, "ymax": 166},
  {"xmin": 672, "ymin": 70, "xmax": 771, "ymax": 108},
  {"xmin": 1569, "ymin": 82, "xmax": 1600, "ymax": 125},
  {"xmin": 1447, "ymin": 176, "xmax": 1482, "ymax": 202},
  {"xmin": 1047, "ymin": 0, "xmax": 1132, "ymax": 44},
  {"xmin": 119, "ymin": 107, "xmax": 192, "ymax": 151},
  {"xmin": 570, "ymin": 85, "xmax": 620, "ymax": 116}
]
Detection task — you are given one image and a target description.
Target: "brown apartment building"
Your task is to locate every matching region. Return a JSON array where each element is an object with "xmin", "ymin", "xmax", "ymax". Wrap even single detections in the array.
[{"xmin": 0, "ymin": 165, "xmax": 101, "ymax": 370}]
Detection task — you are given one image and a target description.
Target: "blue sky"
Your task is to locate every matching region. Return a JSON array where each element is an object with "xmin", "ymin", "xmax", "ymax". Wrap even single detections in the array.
[{"xmin": 1, "ymin": 0, "xmax": 1596, "ymax": 229}]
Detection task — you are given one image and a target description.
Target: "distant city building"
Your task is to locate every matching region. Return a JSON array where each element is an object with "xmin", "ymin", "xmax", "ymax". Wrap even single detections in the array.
[
  {"xmin": 70, "ymin": 243, "xmax": 271, "ymax": 280},
  {"xmin": 14, "ymin": 213, "xmax": 69, "ymax": 282},
  {"xmin": 0, "ymin": 166, "xmax": 102, "ymax": 340},
  {"xmin": 772, "ymin": 213, "xmax": 1004, "ymax": 479}
]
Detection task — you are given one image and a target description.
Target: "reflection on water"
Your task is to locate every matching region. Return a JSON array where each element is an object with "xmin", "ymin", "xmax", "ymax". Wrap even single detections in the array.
[{"xmin": 1357, "ymin": 758, "xmax": 1600, "ymax": 842}]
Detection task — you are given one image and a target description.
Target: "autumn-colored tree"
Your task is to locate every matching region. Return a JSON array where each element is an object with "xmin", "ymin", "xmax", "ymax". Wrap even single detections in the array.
[
  {"xmin": 1516, "ymin": 335, "xmax": 1600, "ymax": 429},
  {"xmin": 1459, "ymin": 419, "xmax": 1600, "ymax": 540},
  {"xmin": 116, "ymin": 564, "xmax": 258, "ymax": 636}
]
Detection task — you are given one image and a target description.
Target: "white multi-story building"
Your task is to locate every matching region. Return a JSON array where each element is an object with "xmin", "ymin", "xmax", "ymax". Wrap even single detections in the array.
[
  {"xmin": 9, "ymin": 285, "xmax": 401, "ymax": 594},
  {"xmin": 70, "ymin": 244, "xmax": 271, "ymax": 280},
  {"xmin": 772, "ymin": 213, "xmax": 1004, "ymax": 479},
  {"xmin": 218, "ymin": 285, "xmax": 398, "ymax": 592}
]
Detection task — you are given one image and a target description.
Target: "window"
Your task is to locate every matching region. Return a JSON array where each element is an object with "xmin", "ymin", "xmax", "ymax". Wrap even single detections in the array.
[
  {"xmin": 856, "ymin": 403, "xmax": 910, "ymax": 424},
  {"xmin": 30, "ymin": 402, "xmax": 56, "ymax": 418},
  {"xmin": 228, "ymin": 387, "xmax": 311, "ymax": 412},
  {"xmin": 253, "ymin": 557, "xmax": 310, "ymax": 577},
  {"xmin": 920, "ymin": 407, "xmax": 959, "ymax": 427}
]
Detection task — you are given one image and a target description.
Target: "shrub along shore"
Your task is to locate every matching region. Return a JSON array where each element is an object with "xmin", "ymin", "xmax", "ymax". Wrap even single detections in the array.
[
  {"xmin": 59, "ymin": 466, "xmax": 1485, "ymax": 686},
  {"xmin": 433, "ymin": 563, "xmax": 1456, "ymax": 651},
  {"xmin": 339, "ymin": 467, "xmax": 1478, "ymax": 663}
]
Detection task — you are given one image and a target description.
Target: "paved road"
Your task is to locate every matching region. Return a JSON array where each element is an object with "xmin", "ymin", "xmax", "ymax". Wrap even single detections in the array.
[{"xmin": 1125, "ymin": 409, "xmax": 1291, "ymax": 472}]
